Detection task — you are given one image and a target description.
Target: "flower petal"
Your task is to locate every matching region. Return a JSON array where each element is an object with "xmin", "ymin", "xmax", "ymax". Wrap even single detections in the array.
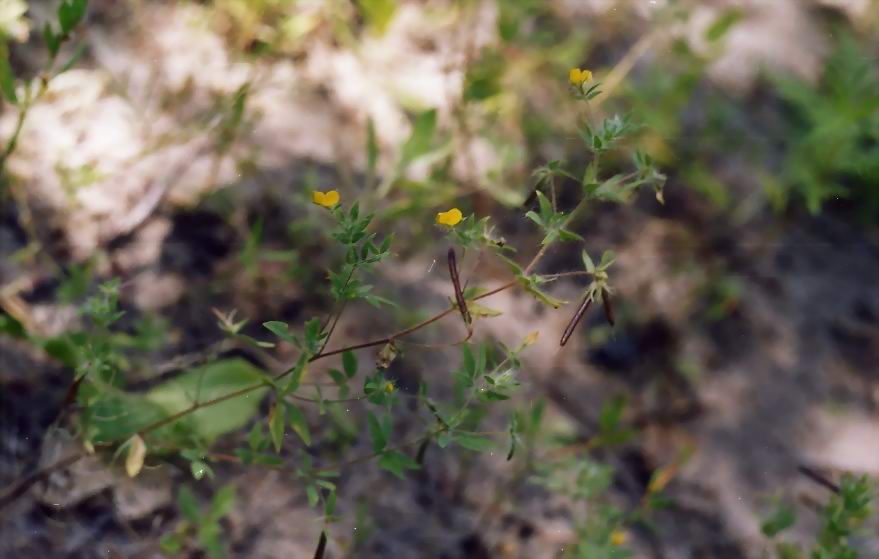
[
  {"xmin": 436, "ymin": 208, "xmax": 463, "ymax": 227},
  {"xmin": 312, "ymin": 190, "xmax": 340, "ymax": 208}
]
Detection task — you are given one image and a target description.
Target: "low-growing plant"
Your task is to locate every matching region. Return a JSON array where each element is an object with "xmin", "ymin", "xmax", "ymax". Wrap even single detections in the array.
[
  {"xmin": 762, "ymin": 472, "xmax": 875, "ymax": 559},
  {"xmin": 0, "ymin": 59, "xmax": 672, "ymax": 556}
]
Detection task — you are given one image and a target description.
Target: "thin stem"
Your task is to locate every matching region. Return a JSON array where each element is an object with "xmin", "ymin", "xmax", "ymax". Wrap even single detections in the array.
[
  {"xmin": 316, "ymin": 264, "xmax": 357, "ymax": 356},
  {"xmin": 522, "ymin": 196, "xmax": 591, "ymax": 275},
  {"xmin": 0, "ymin": 451, "xmax": 84, "ymax": 510},
  {"xmin": 137, "ymin": 280, "xmax": 518, "ymax": 437}
]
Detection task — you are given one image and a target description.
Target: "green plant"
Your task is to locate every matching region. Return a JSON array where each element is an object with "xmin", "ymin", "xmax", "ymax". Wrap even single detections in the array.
[
  {"xmin": 0, "ymin": 0, "xmax": 89, "ymax": 173},
  {"xmin": 1, "ymin": 64, "xmax": 669, "ymax": 556},
  {"xmin": 770, "ymin": 33, "xmax": 879, "ymax": 218},
  {"xmin": 762, "ymin": 474, "xmax": 874, "ymax": 559},
  {"xmin": 159, "ymin": 484, "xmax": 237, "ymax": 558}
]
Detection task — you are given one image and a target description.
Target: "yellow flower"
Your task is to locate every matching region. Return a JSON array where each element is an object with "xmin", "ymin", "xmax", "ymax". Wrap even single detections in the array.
[
  {"xmin": 312, "ymin": 190, "xmax": 340, "ymax": 208},
  {"xmin": 384, "ymin": 381, "xmax": 395, "ymax": 394},
  {"xmin": 436, "ymin": 208, "xmax": 463, "ymax": 227},
  {"xmin": 568, "ymin": 68, "xmax": 593, "ymax": 87},
  {"xmin": 610, "ymin": 530, "xmax": 627, "ymax": 546}
]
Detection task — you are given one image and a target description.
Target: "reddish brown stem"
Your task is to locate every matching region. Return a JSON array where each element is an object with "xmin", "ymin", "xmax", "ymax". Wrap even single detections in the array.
[{"xmin": 448, "ymin": 247, "xmax": 471, "ymax": 325}]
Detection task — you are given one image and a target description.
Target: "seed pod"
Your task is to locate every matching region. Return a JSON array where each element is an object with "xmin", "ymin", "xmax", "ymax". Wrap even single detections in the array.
[
  {"xmin": 560, "ymin": 296, "xmax": 592, "ymax": 347},
  {"xmin": 448, "ymin": 247, "xmax": 471, "ymax": 325},
  {"xmin": 313, "ymin": 530, "xmax": 328, "ymax": 559},
  {"xmin": 601, "ymin": 289, "xmax": 615, "ymax": 327},
  {"xmin": 797, "ymin": 465, "xmax": 841, "ymax": 494}
]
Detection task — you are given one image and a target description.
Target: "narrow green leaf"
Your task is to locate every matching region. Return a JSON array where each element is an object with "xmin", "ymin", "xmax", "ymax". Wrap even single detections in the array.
[
  {"xmin": 43, "ymin": 23, "xmax": 60, "ymax": 59},
  {"xmin": 454, "ymin": 432, "xmax": 494, "ymax": 452},
  {"xmin": 306, "ymin": 483, "xmax": 320, "ymax": 508},
  {"xmin": 462, "ymin": 344, "xmax": 476, "ymax": 379},
  {"xmin": 507, "ymin": 416, "xmax": 518, "ymax": 461},
  {"xmin": 58, "ymin": 0, "xmax": 88, "ymax": 35},
  {"xmin": 263, "ymin": 321, "xmax": 295, "ymax": 342},
  {"xmin": 761, "ymin": 503, "xmax": 797, "ymax": 537},
  {"xmin": 342, "ymin": 350, "xmax": 358, "ymax": 378},
  {"xmin": 367, "ymin": 411, "xmax": 386, "ymax": 453},
  {"xmin": 599, "ymin": 249, "xmax": 617, "ymax": 270},
  {"xmin": 177, "ymin": 486, "xmax": 201, "ymax": 523},
  {"xmin": 366, "ymin": 117, "xmax": 378, "ymax": 178},
  {"xmin": 705, "ymin": 8, "xmax": 742, "ymax": 42},
  {"xmin": 269, "ymin": 402, "xmax": 286, "ymax": 452},
  {"xmin": 0, "ymin": 53, "xmax": 18, "ymax": 105},
  {"xmin": 328, "ymin": 369, "xmax": 347, "ymax": 387},
  {"xmin": 400, "ymin": 109, "xmax": 437, "ymax": 164},
  {"xmin": 286, "ymin": 402, "xmax": 312, "ymax": 446},
  {"xmin": 324, "ymin": 488, "xmax": 337, "ymax": 517},
  {"xmin": 582, "ymin": 250, "xmax": 596, "ymax": 273},
  {"xmin": 378, "ymin": 450, "xmax": 419, "ymax": 479}
]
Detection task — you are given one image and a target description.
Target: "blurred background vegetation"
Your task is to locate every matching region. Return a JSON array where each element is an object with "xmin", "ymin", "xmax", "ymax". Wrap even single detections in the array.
[{"xmin": 1, "ymin": 0, "xmax": 878, "ymax": 558}]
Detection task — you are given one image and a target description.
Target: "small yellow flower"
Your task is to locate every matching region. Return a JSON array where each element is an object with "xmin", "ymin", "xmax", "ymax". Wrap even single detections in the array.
[
  {"xmin": 610, "ymin": 529, "xmax": 627, "ymax": 546},
  {"xmin": 568, "ymin": 68, "xmax": 593, "ymax": 87},
  {"xmin": 436, "ymin": 208, "xmax": 463, "ymax": 227},
  {"xmin": 312, "ymin": 190, "xmax": 340, "ymax": 208},
  {"xmin": 384, "ymin": 381, "xmax": 395, "ymax": 394}
]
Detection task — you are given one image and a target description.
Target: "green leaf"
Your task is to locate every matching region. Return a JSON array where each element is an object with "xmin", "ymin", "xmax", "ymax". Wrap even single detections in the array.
[
  {"xmin": 209, "ymin": 484, "xmax": 236, "ymax": 520},
  {"xmin": 761, "ymin": 503, "xmax": 797, "ymax": 537},
  {"xmin": 159, "ymin": 534, "xmax": 183, "ymax": 554},
  {"xmin": 146, "ymin": 358, "xmax": 268, "ymax": 442},
  {"xmin": 306, "ymin": 483, "xmax": 320, "ymax": 508},
  {"xmin": 269, "ymin": 402, "xmax": 286, "ymax": 452},
  {"xmin": 454, "ymin": 432, "xmax": 494, "ymax": 452},
  {"xmin": 0, "ymin": 313, "xmax": 26, "ymax": 338},
  {"xmin": 598, "ymin": 250, "xmax": 617, "ymax": 270},
  {"xmin": 342, "ymin": 350, "xmax": 358, "ymax": 378},
  {"xmin": 324, "ymin": 488, "xmax": 337, "ymax": 517},
  {"xmin": 582, "ymin": 250, "xmax": 596, "ymax": 273},
  {"xmin": 507, "ymin": 416, "xmax": 518, "ymax": 461},
  {"xmin": 366, "ymin": 117, "xmax": 378, "ymax": 179},
  {"xmin": 0, "ymin": 52, "xmax": 18, "ymax": 105},
  {"xmin": 263, "ymin": 321, "xmax": 295, "ymax": 343},
  {"xmin": 87, "ymin": 393, "xmax": 169, "ymax": 444},
  {"xmin": 462, "ymin": 344, "xmax": 476, "ymax": 379},
  {"xmin": 43, "ymin": 23, "xmax": 61, "ymax": 59},
  {"xmin": 328, "ymin": 369, "xmax": 347, "ymax": 388},
  {"xmin": 400, "ymin": 109, "xmax": 437, "ymax": 164},
  {"xmin": 599, "ymin": 395, "xmax": 626, "ymax": 434},
  {"xmin": 705, "ymin": 8, "xmax": 742, "ymax": 42},
  {"xmin": 536, "ymin": 190, "xmax": 553, "ymax": 221},
  {"xmin": 524, "ymin": 210, "xmax": 543, "ymax": 228},
  {"xmin": 367, "ymin": 411, "xmax": 386, "ymax": 453},
  {"xmin": 58, "ymin": 0, "xmax": 87, "ymax": 36},
  {"xmin": 177, "ymin": 485, "xmax": 201, "ymax": 523},
  {"xmin": 378, "ymin": 450, "xmax": 419, "ymax": 479},
  {"xmin": 286, "ymin": 402, "xmax": 312, "ymax": 446},
  {"xmin": 476, "ymin": 344, "xmax": 487, "ymax": 376}
]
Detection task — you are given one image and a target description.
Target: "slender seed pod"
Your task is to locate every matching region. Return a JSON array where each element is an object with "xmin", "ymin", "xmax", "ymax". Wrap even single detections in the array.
[
  {"xmin": 560, "ymin": 296, "xmax": 592, "ymax": 347},
  {"xmin": 601, "ymin": 289, "xmax": 615, "ymax": 327},
  {"xmin": 797, "ymin": 465, "xmax": 841, "ymax": 494},
  {"xmin": 448, "ymin": 247, "xmax": 471, "ymax": 325},
  {"xmin": 313, "ymin": 531, "xmax": 328, "ymax": 559}
]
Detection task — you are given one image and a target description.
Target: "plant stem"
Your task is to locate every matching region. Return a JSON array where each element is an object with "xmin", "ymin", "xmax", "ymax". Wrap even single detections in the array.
[{"xmin": 137, "ymin": 280, "xmax": 518, "ymax": 437}]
